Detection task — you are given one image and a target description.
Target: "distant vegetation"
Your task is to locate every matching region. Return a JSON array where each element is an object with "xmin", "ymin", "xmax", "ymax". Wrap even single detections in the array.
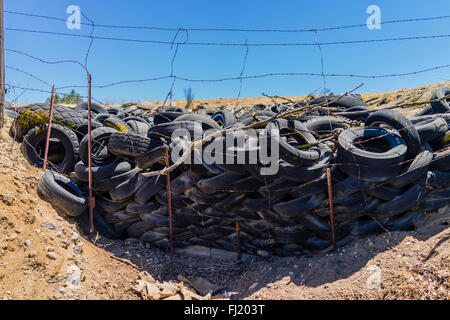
[{"xmin": 46, "ymin": 89, "xmax": 83, "ymax": 104}]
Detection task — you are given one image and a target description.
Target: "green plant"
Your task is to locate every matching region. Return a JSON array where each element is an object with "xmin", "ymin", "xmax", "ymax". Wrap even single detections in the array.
[{"xmin": 46, "ymin": 89, "xmax": 83, "ymax": 104}]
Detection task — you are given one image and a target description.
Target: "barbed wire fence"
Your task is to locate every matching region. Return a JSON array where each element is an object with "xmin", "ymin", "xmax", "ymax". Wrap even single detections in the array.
[
  {"xmin": 2, "ymin": 8, "xmax": 450, "ymax": 245},
  {"xmin": 2, "ymin": 9, "xmax": 450, "ymax": 109},
  {"xmin": 4, "ymin": 8, "xmax": 450, "ymax": 183}
]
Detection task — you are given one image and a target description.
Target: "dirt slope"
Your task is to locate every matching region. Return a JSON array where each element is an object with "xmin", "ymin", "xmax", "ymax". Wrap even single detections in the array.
[{"xmin": 0, "ymin": 82, "xmax": 449, "ymax": 300}]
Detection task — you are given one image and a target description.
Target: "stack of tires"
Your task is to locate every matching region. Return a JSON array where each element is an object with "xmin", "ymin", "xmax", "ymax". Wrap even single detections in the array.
[{"xmin": 12, "ymin": 87, "xmax": 450, "ymax": 256}]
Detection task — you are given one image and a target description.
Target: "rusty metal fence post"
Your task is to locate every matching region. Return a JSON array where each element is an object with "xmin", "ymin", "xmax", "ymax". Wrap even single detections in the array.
[
  {"xmin": 42, "ymin": 85, "xmax": 55, "ymax": 171},
  {"xmin": 326, "ymin": 167, "xmax": 336, "ymax": 250},
  {"xmin": 0, "ymin": 0, "xmax": 4, "ymax": 129},
  {"xmin": 87, "ymin": 74, "xmax": 95, "ymax": 233},
  {"xmin": 236, "ymin": 221, "xmax": 241, "ymax": 260},
  {"xmin": 165, "ymin": 149, "xmax": 173, "ymax": 253}
]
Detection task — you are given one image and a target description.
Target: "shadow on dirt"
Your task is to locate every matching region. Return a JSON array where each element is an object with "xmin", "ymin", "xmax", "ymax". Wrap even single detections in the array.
[{"xmin": 64, "ymin": 207, "xmax": 449, "ymax": 299}]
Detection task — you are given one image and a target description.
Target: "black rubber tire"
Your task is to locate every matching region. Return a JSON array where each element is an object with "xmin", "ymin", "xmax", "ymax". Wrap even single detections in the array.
[
  {"xmin": 109, "ymin": 172, "xmax": 146, "ymax": 201},
  {"xmin": 351, "ymin": 219, "xmax": 385, "ymax": 236},
  {"xmin": 214, "ymin": 194, "xmax": 247, "ymax": 211},
  {"xmin": 22, "ymin": 124, "xmax": 79, "ymax": 174},
  {"xmin": 430, "ymin": 147, "xmax": 450, "ymax": 172},
  {"xmin": 414, "ymin": 117, "xmax": 448, "ymax": 144},
  {"xmin": 197, "ymin": 172, "xmax": 239, "ymax": 194},
  {"xmin": 93, "ymin": 114, "xmax": 110, "ymax": 123},
  {"xmin": 76, "ymin": 209, "xmax": 125, "ymax": 240},
  {"xmin": 75, "ymin": 102, "xmax": 108, "ymax": 115},
  {"xmin": 126, "ymin": 221, "xmax": 153, "ymax": 238},
  {"xmin": 96, "ymin": 197, "xmax": 128, "ymax": 214},
  {"xmin": 385, "ymin": 211, "xmax": 423, "ymax": 232},
  {"xmin": 170, "ymin": 170, "xmax": 203, "ymax": 194},
  {"xmin": 289, "ymin": 173, "xmax": 329, "ymax": 198},
  {"xmin": 153, "ymin": 112, "xmax": 184, "ymax": 125},
  {"xmin": 4, "ymin": 101, "xmax": 17, "ymax": 119},
  {"xmin": 364, "ymin": 184, "xmax": 402, "ymax": 201},
  {"xmin": 12, "ymin": 103, "xmax": 87, "ymax": 141},
  {"xmin": 147, "ymin": 121, "xmax": 202, "ymax": 141},
  {"xmin": 278, "ymin": 144, "xmax": 332, "ymax": 183},
  {"xmin": 102, "ymin": 115, "xmax": 130, "ymax": 132},
  {"xmin": 125, "ymin": 201, "xmax": 159, "ymax": 215},
  {"xmin": 305, "ymin": 116, "xmax": 350, "ymax": 135},
  {"xmin": 79, "ymin": 127, "xmax": 119, "ymax": 166},
  {"xmin": 373, "ymin": 184, "xmax": 429, "ymax": 218},
  {"xmin": 157, "ymin": 106, "xmax": 187, "ymax": 113},
  {"xmin": 133, "ymin": 175, "xmax": 165, "ymax": 204},
  {"xmin": 184, "ymin": 186, "xmax": 227, "ymax": 204},
  {"xmin": 174, "ymin": 113, "xmax": 221, "ymax": 130},
  {"xmin": 409, "ymin": 114, "xmax": 450, "ymax": 124},
  {"xmin": 106, "ymin": 107, "xmax": 125, "ymax": 118},
  {"xmin": 416, "ymin": 197, "xmax": 450, "ymax": 212},
  {"xmin": 156, "ymin": 189, "xmax": 192, "ymax": 209},
  {"xmin": 214, "ymin": 163, "xmax": 249, "ymax": 176},
  {"xmin": 266, "ymin": 119, "xmax": 320, "ymax": 167},
  {"xmin": 238, "ymin": 114, "xmax": 273, "ymax": 127},
  {"xmin": 222, "ymin": 174, "xmax": 265, "ymax": 193},
  {"xmin": 414, "ymin": 105, "xmax": 434, "ymax": 116},
  {"xmin": 93, "ymin": 167, "xmax": 141, "ymax": 193},
  {"xmin": 429, "ymin": 187, "xmax": 450, "ymax": 198},
  {"xmin": 122, "ymin": 116, "xmax": 149, "ymax": 123},
  {"xmin": 365, "ymin": 109, "xmax": 421, "ymax": 159},
  {"xmin": 430, "ymin": 86, "xmax": 450, "ymax": 113},
  {"xmin": 108, "ymin": 132, "xmax": 155, "ymax": 158},
  {"xmin": 423, "ymin": 171, "xmax": 450, "ymax": 188},
  {"xmin": 429, "ymin": 129, "xmax": 450, "ymax": 151},
  {"xmin": 74, "ymin": 120, "xmax": 104, "ymax": 141},
  {"xmin": 122, "ymin": 105, "xmax": 139, "ymax": 114},
  {"xmin": 136, "ymin": 144, "xmax": 169, "ymax": 169},
  {"xmin": 332, "ymin": 176, "xmax": 368, "ymax": 197},
  {"xmin": 258, "ymin": 178, "xmax": 296, "ymax": 203},
  {"xmin": 126, "ymin": 120, "xmax": 150, "ymax": 136},
  {"xmin": 37, "ymin": 172, "xmax": 88, "ymax": 217},
  {"xmin": 336, "ymin": 127, "xmax": 408, "ymax": 182},
  {"xmin": 211, "ymin": 110, "xmax": 237, "ymax": 127},
  {"xmin": 74, "ymin": 160, "xmax": 132, "ymax": 182},
  {"xmin": 273, "ymin": 193, "xmax": 326, "ymax": 218},
  {"xmin": 389, "ymin": 143, "xmax": 433, "ymax": 188},
  {"xmin": 309, "ymin": 94, "xmax": 367, "ymax": 109},
  {"xmin": 335, "ymin": 106, "xmax": 370, "ymax": 121}
]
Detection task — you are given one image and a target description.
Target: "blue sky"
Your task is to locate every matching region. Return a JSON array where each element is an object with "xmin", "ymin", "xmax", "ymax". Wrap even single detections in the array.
[{"xmin": 4, "ymin": 0, "xmax": 450, "ymax": 104}]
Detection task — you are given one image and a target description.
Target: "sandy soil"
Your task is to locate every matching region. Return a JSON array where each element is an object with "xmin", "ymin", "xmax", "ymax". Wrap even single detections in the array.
[{"xmin": 0, "ymin": 82, "xmax": 449, "ymax": 300}]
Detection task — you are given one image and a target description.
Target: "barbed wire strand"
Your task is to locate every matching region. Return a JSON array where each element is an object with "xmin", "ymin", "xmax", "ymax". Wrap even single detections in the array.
[
  {"xmin": 6, "ymin": 62, "xmax": 450, "ymax": 92},
  {"xmin": 162, "ymin": 29, "xmax": 189, "ymax": 107},
  {"xmin": 6, "ymin": 27, "xmax": 450, "ymax": 47},
  {"xmin": 5, "ymin": 10, "xmax": 450, "ymax": 33},
  {"xmin": 80, "ymin": 11, "xmax": 95, "ymax": 69},
  {"xmin": 5, "ymin": 48, "xmax": 89, "ymax": 74},
  {"xmin": 234, "ymin": 40, "xmax": 249, "ymax": 109}
]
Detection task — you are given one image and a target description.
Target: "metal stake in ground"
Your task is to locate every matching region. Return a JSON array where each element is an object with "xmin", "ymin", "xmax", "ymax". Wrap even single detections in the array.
[
  {"xmin": 0, "ymin": 0, "xmax": 4, "ymax": 128},
  {"xmin": 236, "ymin": 221, "xmax": 241, "ymax": 260},
  {"xmin": 165, "ymin": 148, "xmax": 173, "ymax": 253},
  {"xmin": 42, "ymin": 85, "xmax": 55, "ymax": 171},
  {"xmin": 87, "ymin": 74, "xmax": 95, "ymax": 233},
  {"xmin": 326, "ymin": 167, "xmax": 336, "ymax": 250}
]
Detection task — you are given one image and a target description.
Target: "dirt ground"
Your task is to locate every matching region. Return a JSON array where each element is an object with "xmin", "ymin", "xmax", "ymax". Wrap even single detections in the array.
[{"xmin": 0, "ymin": 82, "xmax": 449, "ymax": 300}]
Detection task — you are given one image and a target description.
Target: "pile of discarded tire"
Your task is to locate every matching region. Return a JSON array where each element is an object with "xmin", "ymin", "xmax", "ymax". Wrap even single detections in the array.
[{"xmin": 9, "ymin": 86, "xmax": 450, "ymax": 256}]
